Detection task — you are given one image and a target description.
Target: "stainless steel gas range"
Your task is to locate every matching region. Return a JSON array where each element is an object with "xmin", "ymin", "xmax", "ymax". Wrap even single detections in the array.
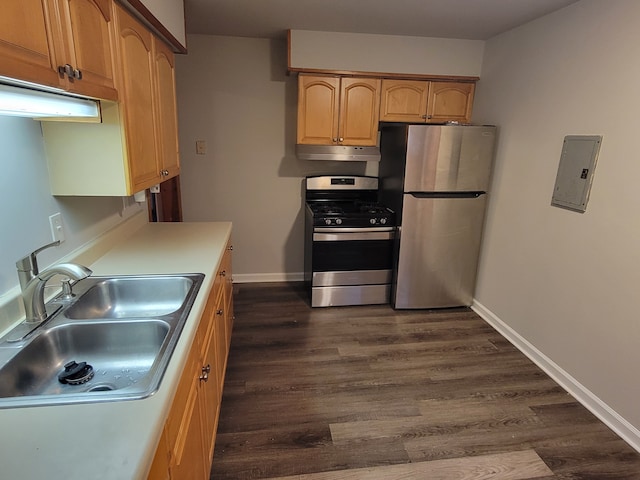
[{"xmin": 304, "ymin": 176, "xmax": 396, "ymax": 307}]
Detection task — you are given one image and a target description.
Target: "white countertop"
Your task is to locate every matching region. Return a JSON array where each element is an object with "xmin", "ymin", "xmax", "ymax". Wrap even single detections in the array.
[{"xmin": 0, "ymin": 221, "xmax": 232, "ymax": 480}]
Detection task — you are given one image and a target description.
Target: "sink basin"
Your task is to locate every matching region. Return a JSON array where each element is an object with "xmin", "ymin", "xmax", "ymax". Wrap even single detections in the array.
[
  {"xmin": 0, "ymin": 273, "xmax": 204, "ymax": 408},
  {"xmin": 0, "ymin": 320, "xmax": 169, "ymax": 399},
  {"xmin": 65, "ymin": 276, "xmax": 196, "ymax": 319}
]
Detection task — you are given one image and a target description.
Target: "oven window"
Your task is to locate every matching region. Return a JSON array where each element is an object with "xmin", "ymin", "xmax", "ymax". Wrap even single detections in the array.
[{"xmin": 312, "ymin": 239, "xmax": 393, "ymax": 272}]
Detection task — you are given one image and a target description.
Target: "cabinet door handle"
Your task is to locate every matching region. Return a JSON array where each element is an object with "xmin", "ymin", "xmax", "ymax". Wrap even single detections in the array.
[
  {"xmin": 160, "ymin": 169, "xmax": 169, "ymax": 176},
  {"xmin": 199, "ymin": 367, "xmax": 209, "ymax": 382},
  {"xmin": 58, "ymin": 64, "xmax": 74, "ymax": 78},
  {"xmin": 332, "ymin": 138, "xmax": 338, "ymax": 143},
  {"xmin": 216, "ymin": 309, "xmax": 224, "ymax": 316},
  {"xmin": 73, "ymin": 68, "xmax": 82, "ymax": 80},
  {"xmin": 338, "ymin": 137, "xmax": 344, "ymax": 143},
  {"xmin": 220, "ymin": 270, "xmax": 226, "ymax": 277},
  {"xmin": 227, "ymin": 245, "xmax": 233, "ymax": 251}
]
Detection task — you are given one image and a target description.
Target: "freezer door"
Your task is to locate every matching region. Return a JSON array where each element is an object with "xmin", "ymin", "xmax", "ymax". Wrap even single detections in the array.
[
  {"xmin": 394, "ymin": 193, "xmax": 488, "ymax": 309},
  {"xmin": 404, "ymin": 125, "xmax": 496, "ymax": 193}
]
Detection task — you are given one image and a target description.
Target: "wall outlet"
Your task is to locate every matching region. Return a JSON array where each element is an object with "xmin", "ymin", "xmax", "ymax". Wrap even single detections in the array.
[
  {"xmin": 196, "ymin": 140, "xmax": 207, "ymax": 155},
  {"xmin": 49, "ymin": 212, "xmax": 65, "ymax": 243}
]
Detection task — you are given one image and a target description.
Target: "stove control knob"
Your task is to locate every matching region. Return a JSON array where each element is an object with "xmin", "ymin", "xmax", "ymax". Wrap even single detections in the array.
[
  {"xmin": 335, "ymin": 218, "xmax": 342, "ymax": 225},
  {"xmin": 370, "ymin": 218, "xmax": 376, "ymax": 225},
  {"xmin": 325, "ymin": 219, "xmax": 332, "ymax": 225},
  {"xmin": 380, "ymin": 218, "xmax": 387, "ymax": 225}
]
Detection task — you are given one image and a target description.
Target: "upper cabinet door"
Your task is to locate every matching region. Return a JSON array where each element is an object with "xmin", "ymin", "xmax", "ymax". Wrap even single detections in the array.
[
  {"xmin": 297, "ymin": 75, "xmax": 340, "ymax": 145},
  {"xmin": 115, "ymin": 4, "xmax": 160, "ymax": 192},
  {"xmin": 0, "ymin": 0, "xmax": 117, "ymax": 99},
  {"xmin": 426, "ymin": 81, "xmax": 475, "ymax": 124},
  {"xmin": 297, "ymin": 75, "xmax": 380, "ymax": 146},
  {"xmin": 153, "ymin": 36, "xmax": 180, "ymax": 178},
  {"xmin": 0, "ymin": 0, "xmax": 61, "ymax": 87},
  {"xmin": 379, "ymin": 79, "xmax": 429, "ymax": 123},
  {"xmin": 55, "ymin": 0, "xmax": 117, "ymax": 100},
  {"xmin": 339, "ymin": 77, "xmax": 381, "ymax": 146}
]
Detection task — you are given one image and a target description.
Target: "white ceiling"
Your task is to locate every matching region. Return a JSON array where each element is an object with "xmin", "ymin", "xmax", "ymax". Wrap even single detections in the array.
[{"xmin": 184, "ymin": 0, "xmax": 579, "ymax": 40}]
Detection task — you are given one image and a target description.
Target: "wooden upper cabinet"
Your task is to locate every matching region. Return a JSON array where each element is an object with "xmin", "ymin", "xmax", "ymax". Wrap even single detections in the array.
[
  {"xmin": 380, "ymin": 79, "xmax": 475, "ymax": 124},
  {"xmin": 53, "ymin": 0, "xmax": 118, "ymax": 100},
  {"xmin": 339, "ymin": 77, "xmax": 381, "ymax": 146},
  {"xmin": 41, "ymin": 4, "xmax": 181, "ymax": 197},
  {"xmin": 297, "ymin": 74, "xmax": 380, "ymax": 146},
  {"xmin": 380, "ymin": 79, "xmax": 429, "ymax": 122},
  {"xmin": 153, "ymin": 37, "xmax": 180, "ymax": 180},
  {"xmin": 0, "ymin": 0, "xmax": 117, "ymax": 100},
  {"xmin": 426, "ymin": 81, "xmax": 475, "ymax": 124},
  {"xmin": 0, "ymin": 0, "xmax": 60, "ymax": 87},
  {"xmin": 297, "ymin": 75, "xmax": 340, "ymax": 145},
  {"xmin": 114, "ymin": 4, "xmax": 160, "ymax": 192}
]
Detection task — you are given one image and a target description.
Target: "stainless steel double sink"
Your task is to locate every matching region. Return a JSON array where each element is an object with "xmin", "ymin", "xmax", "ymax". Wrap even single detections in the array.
[{"xmin": 0, "ymin": 273, "xmax": 204, "ymax": 408}]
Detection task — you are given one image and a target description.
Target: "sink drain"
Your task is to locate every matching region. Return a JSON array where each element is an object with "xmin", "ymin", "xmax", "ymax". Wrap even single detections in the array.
[
  {"xmin": 58, "ymin": 361, "xmax": 94, "ymax": 385},
  {"xmin": 87, "ymin": 384, "xmax": 115, "ymax": 392}
]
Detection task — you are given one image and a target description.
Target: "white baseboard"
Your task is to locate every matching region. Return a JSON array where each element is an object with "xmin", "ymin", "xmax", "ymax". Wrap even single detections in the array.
[
  {"xmin": 233, "ymin": 272, "xmax": 304, "ymax": 284},
  {"xmin": 472, "ymin": 299, "xmax": 640, "ymax": 454}
]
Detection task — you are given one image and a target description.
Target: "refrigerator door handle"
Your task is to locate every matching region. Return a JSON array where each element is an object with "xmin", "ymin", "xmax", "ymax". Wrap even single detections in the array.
[{"xmin": 408, "ymin": 192, "xmax": 485, "ymax": 199}]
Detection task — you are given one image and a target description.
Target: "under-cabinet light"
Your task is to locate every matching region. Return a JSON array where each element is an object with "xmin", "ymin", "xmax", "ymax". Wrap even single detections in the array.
[{"xmin": 0, "ymin": 84, "xmax": 101, "ymax": 120}]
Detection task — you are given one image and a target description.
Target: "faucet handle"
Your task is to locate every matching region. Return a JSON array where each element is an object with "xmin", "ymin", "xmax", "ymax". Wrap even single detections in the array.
[
  {"xmin": 16, "ymin": 240, "xmax": 62, "ymax": 293},
  {"xmin": 16, "ymin": 240, "xmax": 61, "ymax": 275}
]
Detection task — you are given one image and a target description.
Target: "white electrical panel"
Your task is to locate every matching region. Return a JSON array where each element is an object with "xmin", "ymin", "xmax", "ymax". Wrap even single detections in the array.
[{"xmin": 551, "ymin": 135, "xmax": 602, "ymax": 213}]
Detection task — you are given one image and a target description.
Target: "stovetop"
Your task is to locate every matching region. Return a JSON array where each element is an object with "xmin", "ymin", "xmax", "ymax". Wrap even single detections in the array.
[
  {"xmin": 304, "ymin": 176, "xmax": 395, "ymax": 227},
  {"xmin": 307, "ymin": 200, "xmax": 395, "ymax": 227}
]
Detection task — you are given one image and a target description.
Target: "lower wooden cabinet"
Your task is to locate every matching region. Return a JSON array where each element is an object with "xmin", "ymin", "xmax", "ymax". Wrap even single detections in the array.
[
  {"xmin": 147, "ymin": 429, "xmax": 171, "ymax": 480},
  {"xmin": 148, "ymin": 240, "xmax": 233, "ymax": 480}
]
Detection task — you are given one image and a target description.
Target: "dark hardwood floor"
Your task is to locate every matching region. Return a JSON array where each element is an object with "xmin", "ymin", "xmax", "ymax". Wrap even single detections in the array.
[{"xmin": 211, "ymin": 282, "xmax": 640, "ymax": 479}]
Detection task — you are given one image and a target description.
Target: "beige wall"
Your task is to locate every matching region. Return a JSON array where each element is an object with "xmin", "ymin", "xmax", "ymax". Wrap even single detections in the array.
[
  {"xmin": 472, "ymin": 0, "xmax": 640, "ymax": 439},
  {"xmin": 175, "ymin": 35, "xmax": 368, "ymax": 281},
  {"xmin": 138, "ymin": 0, "xmax": 186, "ymax": 48},
  {"xmin": 289, "ymin": 30, "xmax": 484, "ymax": 76}
]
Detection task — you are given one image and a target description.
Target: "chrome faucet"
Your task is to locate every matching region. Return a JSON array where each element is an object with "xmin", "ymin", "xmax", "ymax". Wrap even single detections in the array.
[
  {"xmin": 16, "ymin": 240, "xmax": 61, "ymax": 292},
  {"xmin": 22, "ymin": 263, "xmax": 92, "ymax": 323}
]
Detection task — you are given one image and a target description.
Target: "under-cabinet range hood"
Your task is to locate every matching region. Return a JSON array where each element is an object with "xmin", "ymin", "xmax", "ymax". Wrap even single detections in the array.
[{"xmin": 296, "ymin": 144, "xmax": 381, "ymax": 162}]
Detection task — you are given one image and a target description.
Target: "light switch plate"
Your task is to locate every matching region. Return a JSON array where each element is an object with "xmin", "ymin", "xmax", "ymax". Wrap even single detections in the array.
[
  {"xmin": 196, "ymin": 140, "xmax": 207, "ymax": 155},
  {"xmin": 49, "ymin": 212, "xmax": 65, "ymax": 243}
]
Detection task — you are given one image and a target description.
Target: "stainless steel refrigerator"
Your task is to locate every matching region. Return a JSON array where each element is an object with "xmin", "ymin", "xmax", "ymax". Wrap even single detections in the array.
[{"xmin": 378, "ymin": 124, "xmax": 496, "ymax": 309}]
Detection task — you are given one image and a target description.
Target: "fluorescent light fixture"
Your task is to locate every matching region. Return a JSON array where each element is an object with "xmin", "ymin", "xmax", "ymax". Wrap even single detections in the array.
[{"xmin": 0, "ymin": 84, "xmax": 100, "ymax": 120}]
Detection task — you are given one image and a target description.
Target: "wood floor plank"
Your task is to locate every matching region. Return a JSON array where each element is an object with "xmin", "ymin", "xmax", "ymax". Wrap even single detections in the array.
[
  {"xmin": 264, "ymin": 450, "xmax": 552, "ymax": 480},
  {"xmin": 210, "ymin": 282, "xmax": 640, "ymax": 479},
  {"xmin": 329, "ymin": 411, "xmax": 544, "ymax": 445}
]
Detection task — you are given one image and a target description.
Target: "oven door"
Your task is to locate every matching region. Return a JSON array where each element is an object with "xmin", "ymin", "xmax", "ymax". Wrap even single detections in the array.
[{"xmin": 311, "ymin": 227, "xmax": 395, "ymax": 307}]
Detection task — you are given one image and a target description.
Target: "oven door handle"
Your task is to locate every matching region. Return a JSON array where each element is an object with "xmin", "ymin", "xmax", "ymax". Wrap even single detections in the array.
[
  {"xmin": 313, "ymin": 229, "xmax": 396, "ymax": 241},
  {"xmin": 313, "ymin": 227, "xmax": 396, "ymax": 233}
]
